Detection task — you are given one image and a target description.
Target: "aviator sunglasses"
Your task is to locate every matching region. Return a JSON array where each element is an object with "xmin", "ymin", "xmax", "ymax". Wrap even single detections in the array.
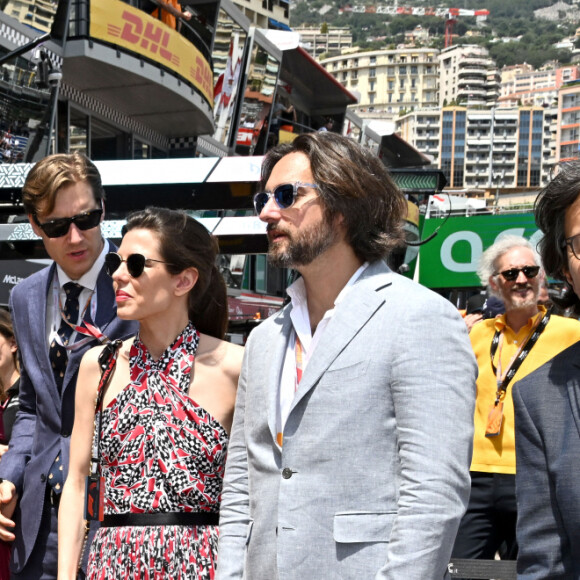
[
  {"xmin": 495, "ymin": 266, "xmax": 540, "ymax": 282},
  {"xmin": 33, "ymin": 207, "xmax": 103, "ymax": 238},
  {"xmin": 253, "ymin": 182, "xmax": 319, "ymax": 215},
  {"xmin": 105, "ymin": 252, "xmax": 174, "ymax": 278}
]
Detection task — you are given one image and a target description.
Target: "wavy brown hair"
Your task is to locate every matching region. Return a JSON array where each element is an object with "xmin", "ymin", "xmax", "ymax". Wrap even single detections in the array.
[
  {"xmin": 260, "ymin": 132, "xmax": 407, "ymax": 262},
  {"xmin": 22, "ymin": 153, "xmax": 105, "ymax": 217}
]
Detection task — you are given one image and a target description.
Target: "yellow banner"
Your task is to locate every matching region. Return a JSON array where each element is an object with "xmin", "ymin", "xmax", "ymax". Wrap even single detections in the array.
[
  {"xmin": 90, "ymin": 0, "xmax": 213, "ymax": 105},
  {"xmin": 406, "ymin": 200, "xmax": 420, "ymax": 227}
]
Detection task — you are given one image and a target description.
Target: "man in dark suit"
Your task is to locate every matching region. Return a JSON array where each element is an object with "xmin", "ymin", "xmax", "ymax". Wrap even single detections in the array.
[
  {"xmin": 513, "ymin": 161, "xmax": 580, "ymax": 579},
  {"xmin": 0, "ymin": 153, "xmax": 137, "ymax": 579}
]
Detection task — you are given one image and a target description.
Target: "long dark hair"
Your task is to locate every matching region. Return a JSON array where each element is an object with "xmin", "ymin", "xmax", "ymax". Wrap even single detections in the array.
[
  {"xmin": 260, "ymin": 132, "xmax": 407, "ymax": 262},
  {"xmin": 124, "ymin": 207, "xmax": 228, "ymax": 339}
]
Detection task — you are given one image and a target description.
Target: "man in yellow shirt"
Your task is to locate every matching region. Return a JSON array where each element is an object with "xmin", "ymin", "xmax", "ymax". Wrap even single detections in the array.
[{"xmin": 452, "ymin": 234, "xmax": 580, "ymax": 565}]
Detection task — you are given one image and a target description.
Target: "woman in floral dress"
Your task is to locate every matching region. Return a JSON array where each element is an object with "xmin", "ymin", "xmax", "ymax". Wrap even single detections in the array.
[{"xmin": 58, "ymin": 207, "xmax": 243, "ymax": 579}]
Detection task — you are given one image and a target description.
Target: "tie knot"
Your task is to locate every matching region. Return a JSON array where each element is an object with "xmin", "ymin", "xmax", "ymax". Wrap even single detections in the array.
[{"xmin": 63, "ymin": 282, "xmax": 83, "ymax": 301}]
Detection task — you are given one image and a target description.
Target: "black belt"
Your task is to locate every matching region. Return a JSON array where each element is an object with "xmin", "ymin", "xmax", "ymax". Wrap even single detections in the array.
[{"xmin": 101, "ymin": 511, "xmax": 219, "ymax": 527}]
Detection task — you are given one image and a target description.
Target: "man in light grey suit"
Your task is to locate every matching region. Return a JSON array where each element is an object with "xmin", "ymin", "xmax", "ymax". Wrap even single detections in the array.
[{"xmin": 216, "ymin": 132, "xmax": 477, "ymax": 579}]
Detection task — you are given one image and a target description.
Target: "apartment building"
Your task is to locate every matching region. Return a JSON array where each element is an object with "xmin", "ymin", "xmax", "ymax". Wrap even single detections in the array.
[
  {"xmin": 397, "ymin": 109, "xmax": 441, "ymax": 163},
  {"xmin": 294, "ymin": 26, "xmax": 353, "ymax": 58},
  {"xmin": 2, "ymin": 0, "xmax": 56, "ymax": 33},
  {"xmin": 395, "ymin": 107, "xmax": 553, "ymax": 190},
  {"xmin": 439, "ymin": 45, "xmax": 500, "ymax": 107},
  {"xmin": 557, "ymin": 80, "xmax": 580, "ymax": 161},
  {"xmin": 231, "ymin": 0, "xmax": 289, "ymax": 29},
  {"xmin": 499, "ymin": 65, "xmax": 580, "ymax": 108},
  {"xmin": 320, "ymin": 47, "xmax": 439, "ymax": 119}
]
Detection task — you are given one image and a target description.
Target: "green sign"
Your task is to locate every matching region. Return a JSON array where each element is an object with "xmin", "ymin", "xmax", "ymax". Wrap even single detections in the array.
[
  {"xmin": 392, "ymin": 173, "xmax": 440, "ymax": 193},
  {"xmin": 418, "ymin": 213, "xmax": 541, "ymax": 288}
]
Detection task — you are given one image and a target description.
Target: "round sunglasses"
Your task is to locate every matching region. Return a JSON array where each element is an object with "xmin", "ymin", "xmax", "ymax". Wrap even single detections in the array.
[
  {"xmin": 253, "ymin": 182, "xmax": 319, "ymax": 215},
  {"xmin": 495, "ymin": 266, "xmax": 540, "ymax": 282},
  {"xmin": 105, "ymin": 252, "xmax": 174, "ymax": 278},
  {"xmin": 34, "ymin": 208, "xmax": 103, "ymax": 238}
]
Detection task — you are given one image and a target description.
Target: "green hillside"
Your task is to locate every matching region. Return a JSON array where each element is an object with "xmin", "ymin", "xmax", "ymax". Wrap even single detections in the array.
[{"xmin": 290, "ymin": 0, "xmax": 578, "ymax": 68}]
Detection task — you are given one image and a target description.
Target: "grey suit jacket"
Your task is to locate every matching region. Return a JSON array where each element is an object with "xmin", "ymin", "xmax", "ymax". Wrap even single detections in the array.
[
  {"xmin": 514, "ymin": 341, "xmax": 580, "ymax": 580},
  {"xmin": 0, "ymin": 240, "xmax": 138, "ymax": 573},
  {"xmin": 217, "ymin": 261, "xmax": 477, "ymax": 580}
]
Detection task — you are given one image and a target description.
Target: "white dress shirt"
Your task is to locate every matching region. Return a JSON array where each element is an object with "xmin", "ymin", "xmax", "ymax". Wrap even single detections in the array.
[
  {"xmin": 46, "ymin": 241, "xmax": 107, "ymax": 350},
  {"xmin": 276, "ymin": 262, "xmax": 368, "ymax": 445}
]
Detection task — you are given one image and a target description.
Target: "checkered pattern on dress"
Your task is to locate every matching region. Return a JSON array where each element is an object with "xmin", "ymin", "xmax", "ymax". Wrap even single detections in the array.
[{"xmin": 87, "ymin": 322, "xmax": 227, "ymax": 578}]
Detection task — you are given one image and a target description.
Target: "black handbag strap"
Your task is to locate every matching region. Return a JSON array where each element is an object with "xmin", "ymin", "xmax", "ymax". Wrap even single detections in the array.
[{"xmin": 89, "ymin": 339, "xmax": 122, "ymax": 476}]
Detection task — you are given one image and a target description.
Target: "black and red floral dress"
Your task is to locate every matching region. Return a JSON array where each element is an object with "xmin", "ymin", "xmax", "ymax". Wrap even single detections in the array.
[{"xmin": 86, "ymin": 323, "xmax": 228, "ymax": 579}]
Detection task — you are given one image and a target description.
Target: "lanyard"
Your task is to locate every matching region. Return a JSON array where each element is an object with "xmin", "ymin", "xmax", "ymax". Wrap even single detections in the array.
[
  {"xmin": 277, "ymin": 334, "xmax": 305, "ymax": 448},
  {"xmin": 295, "ymin": 334, "xmax": 304, "ymax": 391},
  {"xmin": 489, "ymin": 309, "xmax": 550, "ymax": 402},
  {"xmin": 51, "ymin": 277, "xmax": 109, "ymax": 348}
]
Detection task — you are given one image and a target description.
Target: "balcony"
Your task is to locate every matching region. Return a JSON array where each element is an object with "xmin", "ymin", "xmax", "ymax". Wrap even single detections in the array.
[
  {"xmin": 458, "ymin": 67, "xmax": 487, "ymax": 77},
  {"xmin": 63, "ymin": 0, "xmax": 217, "ymax": 137}
]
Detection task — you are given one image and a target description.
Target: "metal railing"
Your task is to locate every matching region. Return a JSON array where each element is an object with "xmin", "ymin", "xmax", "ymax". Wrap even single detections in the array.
[{"xmin": 68, "ymin": 0, "xmax": 213, "ymax": 63}]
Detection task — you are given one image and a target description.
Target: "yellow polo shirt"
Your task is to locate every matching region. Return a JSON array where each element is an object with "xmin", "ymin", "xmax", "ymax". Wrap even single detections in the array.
[{"xmin": 470, "ymin": 307, "xmax": 580, "ymax": 474}]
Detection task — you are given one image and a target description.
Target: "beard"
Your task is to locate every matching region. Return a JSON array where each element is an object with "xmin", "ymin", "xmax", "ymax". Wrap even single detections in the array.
[
  {"xmin": 502, "ymin": 283, "xmax": 539, "ymax": 311},
  {"xmin": 267, "ymin": 215, "xmax": 338, "ymax": 268}
]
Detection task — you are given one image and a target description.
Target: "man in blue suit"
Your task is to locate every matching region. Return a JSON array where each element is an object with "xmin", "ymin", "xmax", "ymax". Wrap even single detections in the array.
[{"xmin": 0, "ymin": 153, "xmax": 137, "ymax": 579}]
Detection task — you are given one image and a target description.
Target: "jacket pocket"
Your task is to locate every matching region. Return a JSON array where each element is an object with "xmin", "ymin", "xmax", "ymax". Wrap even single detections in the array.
[
  {"xmin": 324, "ymin": 359, "xmax": 370, "ymax": 381},
  {"xmin": 333, "ymin": 511, "xmax": 395, "ymax": 543}
]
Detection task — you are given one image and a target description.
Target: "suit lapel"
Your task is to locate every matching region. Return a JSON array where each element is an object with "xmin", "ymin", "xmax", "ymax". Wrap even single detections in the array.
[
  {"xmin": 566, "ymin": 355, "xmax": 580, "ymax": 440},
  {"xmin": 289, "ymin": 263, "xmax": 393, "ymax": 414},
  {"xmin": 27, "ymin": 264, "xmax": 60, "ymax": 408}
]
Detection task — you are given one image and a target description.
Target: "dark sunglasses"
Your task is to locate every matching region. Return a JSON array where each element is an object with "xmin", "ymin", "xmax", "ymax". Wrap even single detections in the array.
[
  {"xmin": 105, "ymin": 252, "xmax": 174, "ymax": 278},
  {"xmin": 496, "ymin": 266, "xmax": 540, "ymax": 282},
  {"xmin": 253, "ymin": 182, "xmax": 319, "ymax": 215},
  {"xmin": 34, "ymin": 208, "xmax": 103, "ymax": 238}
]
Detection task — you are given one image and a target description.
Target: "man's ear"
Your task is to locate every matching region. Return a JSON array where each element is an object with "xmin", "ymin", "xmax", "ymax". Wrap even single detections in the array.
[
  {"xmin": 174, "ymin": 267, "xmax": 199, "ymax": 297},
  {"xmin": 488, "ymin": 274, "xmax": 499, "ymax": 293}
]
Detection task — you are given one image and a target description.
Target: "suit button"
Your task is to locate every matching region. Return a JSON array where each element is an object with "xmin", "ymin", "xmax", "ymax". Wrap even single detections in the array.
[
  {"xmin": 40, "ymin": 474, "xmax": 46, "ymax": 483},
  {"xmin": 61, "ymin": 431, "xmax": 71, "ymax": 438},
  {"xmin": 282, "ymin": 468, "xmax": 293, "ymax": 479}
]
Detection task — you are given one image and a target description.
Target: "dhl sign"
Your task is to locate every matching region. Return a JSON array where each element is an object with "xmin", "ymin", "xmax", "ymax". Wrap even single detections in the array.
[{"xmin": 90, "ymin": 0, "xmax": 213, "ymax": 105}]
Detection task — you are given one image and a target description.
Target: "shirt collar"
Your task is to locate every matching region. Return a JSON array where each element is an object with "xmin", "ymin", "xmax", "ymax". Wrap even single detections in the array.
[
  {"xmin": 55, "ymin": 239, "xmax": 107, "ymax": 290},
  {"xmin": 493, "ymin": 304, "xmax": 547, "ymax": 333},
  {"xmin": 286, "ymin": 262, "xmax": 369, "ymax": 311}
]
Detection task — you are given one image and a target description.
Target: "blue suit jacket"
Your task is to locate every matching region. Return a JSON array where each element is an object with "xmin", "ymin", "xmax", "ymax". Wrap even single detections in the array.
[
  {"xmin": 513, "ymin": 341, "xmax": 580, "ymax": 580},
  {"xmin": 0, "ymin": 240, "xmax": 137, "ymax": 573}
]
